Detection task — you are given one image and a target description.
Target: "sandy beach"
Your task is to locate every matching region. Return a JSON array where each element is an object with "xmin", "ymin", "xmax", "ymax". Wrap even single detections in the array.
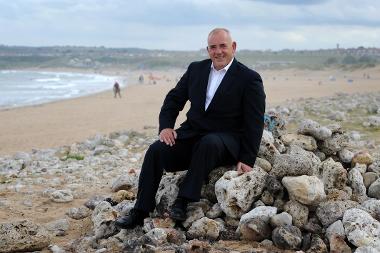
[{"xmin": 1, "ymin": 66, "xmax": 380, "ymax": 156}]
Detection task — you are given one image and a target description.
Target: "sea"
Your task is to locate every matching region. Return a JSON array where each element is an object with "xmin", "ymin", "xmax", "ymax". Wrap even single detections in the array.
[{"xmin": 0, "ymin": 70, "xmax": 121, "ymax": 108}]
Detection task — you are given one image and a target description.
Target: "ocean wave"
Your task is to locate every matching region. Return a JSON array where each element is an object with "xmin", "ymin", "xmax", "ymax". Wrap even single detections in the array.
[
  {"xmin": 34, "ymin": 77, "xmax": 61, "ymax": 82},
  {"xmin": 0, "ymin": 70, "xmax": 121, "ymax": 108}
]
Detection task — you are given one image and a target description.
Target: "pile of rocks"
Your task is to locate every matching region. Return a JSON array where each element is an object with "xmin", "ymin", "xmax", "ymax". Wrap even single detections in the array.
[{"xmin": 1, "ymin": 116, "xmax": 380, "ymax": 252}]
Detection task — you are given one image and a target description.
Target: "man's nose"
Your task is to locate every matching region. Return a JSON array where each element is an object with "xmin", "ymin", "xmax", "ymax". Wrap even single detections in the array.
[{"xmin": 215, "ymin": 47, "xmax": 222, "ymax": 54}]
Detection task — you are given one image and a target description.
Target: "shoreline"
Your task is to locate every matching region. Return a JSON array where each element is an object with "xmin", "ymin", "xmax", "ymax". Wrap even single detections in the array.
[{"xmin": 1, "ymin": 66, "xmax": 380, "ymax": 156}]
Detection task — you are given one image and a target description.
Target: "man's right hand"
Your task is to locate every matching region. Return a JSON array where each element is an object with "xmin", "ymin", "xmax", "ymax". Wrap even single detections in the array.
[{"xmin": 159, "ymin": 128, "xmax": 177, "ymax": 146}]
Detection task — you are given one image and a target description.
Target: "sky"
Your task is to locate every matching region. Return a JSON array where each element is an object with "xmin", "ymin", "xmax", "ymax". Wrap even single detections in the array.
[{"xmin": 0, "ymin": 0, "xmax": 379, "ymax": 51}]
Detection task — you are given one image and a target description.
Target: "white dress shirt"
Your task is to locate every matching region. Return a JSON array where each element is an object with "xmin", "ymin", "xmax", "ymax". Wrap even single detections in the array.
[{"xmin": 205, "ymin": 58, "xmax": 234, "ymax": 110}]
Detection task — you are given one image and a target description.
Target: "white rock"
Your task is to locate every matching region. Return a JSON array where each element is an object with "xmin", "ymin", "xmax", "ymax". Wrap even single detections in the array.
[
  {"xmin": 343, "ymin": 208, "xmax": 380, "ymax": 249},
  {"xmin": 355, "ymin": 246, "xmax": 380, "ymax": 253},
  {"xmin": 282, "ymin": 176, "xmax": 326, "ymax": 206},
  {"xmin": 368, "ymin": 178, "xmax": 380, "ymax": 199},
  {"xmin": 270, "ymin": 212, "xmax": 293, "ymax": 228},
  {"xmin": 187, "ymin": 217, "xmax": 221, "ymax": 240},
  {"xmin": 360, "ymin": 199, "xmax": 380, "ymax": 220},
  {"xmin": 144, "ymin": 228, "xmax": 168, "ymax": 245},
  {"xmin": 237, "ymin": 206, "xmax": 277, "ymax": 241},
  {"xmin": 92, "ymin": 201, "xmax": 118, "ymax": 240},
  {"xmin": 348, "ymin": 168, "xmax": 367, "ymax": 202},
  {"xmin": 50, "ymin": 190, "xmax": 74, "ymax": 203},
  {"xmin": 0, "ymin": 220, "xmax": 51, "ymax": 252},
  {"xmin": 281, "ymin": 133, "xmax": 317, "ymax": 151},
  {"xmin": 326, "ymin": 220, "xmax": 345, "ymax": 242},
  {"xmin": 318, "ymin": 158, "xmax": 348, "ymax": 191},
  {"xmin": 182, "ymin": 206, "xmax": 204, "ymax": 229},
  {"xmin": 215, "ymin": 169, "xmax": 267, "ymax": 218},
  {"xmin": 206, "ymin": 203, "xmax": 223, "ymax": 219},
  {"xmin": 339, "ymin": 149, "xmax": 354, "ymax": 164},
  {"xmin": 45, "ymin": 219, "xmax": 70, "ymax": 236}
]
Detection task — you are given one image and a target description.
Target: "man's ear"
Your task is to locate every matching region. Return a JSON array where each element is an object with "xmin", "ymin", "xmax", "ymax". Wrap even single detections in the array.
[{"xmin": 232, "ymin": 41, "xmax": 237, "ymax": 52}]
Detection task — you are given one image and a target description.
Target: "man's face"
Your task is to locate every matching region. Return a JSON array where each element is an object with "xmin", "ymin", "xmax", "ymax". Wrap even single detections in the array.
[{"xmin": 207, "ymin": 31, "xmax": 236, "ymax": 70}]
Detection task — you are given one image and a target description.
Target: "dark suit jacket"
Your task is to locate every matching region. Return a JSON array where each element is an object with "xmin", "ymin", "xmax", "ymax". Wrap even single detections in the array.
[{"xmin": 159, "ymin": 58, "xmax": 266, "ymax": 167}]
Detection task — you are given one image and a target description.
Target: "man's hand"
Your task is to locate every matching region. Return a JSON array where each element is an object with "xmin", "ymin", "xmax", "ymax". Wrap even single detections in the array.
[
  {"xmin": 236, "ymin": 161, "xmax": 252, "ymax": 175},
  {"xmin": 159, "ymin": 128, "xmax": 177, "ymax": 146}
]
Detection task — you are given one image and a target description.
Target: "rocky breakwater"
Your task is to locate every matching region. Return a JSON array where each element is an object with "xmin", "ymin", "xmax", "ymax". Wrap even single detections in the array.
[{"xmin": 1, "ymin": 116, "xmax": 380, "ymax": 252}]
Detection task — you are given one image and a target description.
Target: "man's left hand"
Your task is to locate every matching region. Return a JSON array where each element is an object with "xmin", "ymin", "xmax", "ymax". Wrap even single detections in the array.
[{"xmin": 236, "ymin": 162, "xmax": 252, "ymax": 175}]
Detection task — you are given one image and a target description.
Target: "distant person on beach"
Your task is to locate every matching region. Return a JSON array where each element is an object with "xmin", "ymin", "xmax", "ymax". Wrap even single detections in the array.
[
  {"xmin": 113, "ymin": 81, "xmax": 121, "ymax": 98},
  {"xmin": 115, "ymin": 28, "xmax": 266, "ymax": 229},
  {"xmin": 138, "ymin": 75, "xmax": 144, "ymax": 84}
]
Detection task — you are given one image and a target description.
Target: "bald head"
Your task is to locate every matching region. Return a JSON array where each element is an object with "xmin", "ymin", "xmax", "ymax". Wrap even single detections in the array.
[
  {"xmin": 207, "ymin": 28, "xmax": 236, "ymax": 70},
  {"xmin": 207, "ymin": 28, "xmax": 233, "ymax": 43}
]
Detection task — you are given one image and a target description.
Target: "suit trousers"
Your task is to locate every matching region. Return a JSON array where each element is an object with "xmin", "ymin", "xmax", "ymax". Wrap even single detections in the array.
[{"xmin": 134, "ymin": 133, "xmax": 236, "ymax": 212}]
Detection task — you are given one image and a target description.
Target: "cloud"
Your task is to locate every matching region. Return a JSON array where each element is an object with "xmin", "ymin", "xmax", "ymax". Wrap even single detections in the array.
[
  {"xmin": 0, "ymin": 0, "xmax": 379, "ymax": 50},
  {"xmin": 248, "ymin": 0, "xmax": 329, "ymax": 5}
]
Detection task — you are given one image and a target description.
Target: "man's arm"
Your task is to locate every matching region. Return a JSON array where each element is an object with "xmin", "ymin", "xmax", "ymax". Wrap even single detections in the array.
[
  {"xmin": 158, "ymin": 64, "xmax": 191, "ymax": 143},
  {"xmin": 238, "ymin": 72, "xmax": 266, "ymax": 169}
]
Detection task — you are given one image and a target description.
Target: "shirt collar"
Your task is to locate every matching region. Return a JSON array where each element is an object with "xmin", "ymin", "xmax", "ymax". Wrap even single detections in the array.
[{"xmin": 210, "ymin": 58, "xmax": 234, "ymax": 72}]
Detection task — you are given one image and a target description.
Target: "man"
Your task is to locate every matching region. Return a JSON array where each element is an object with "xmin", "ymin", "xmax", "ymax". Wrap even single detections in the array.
[
  {"xmin": 113, "ymin": 81, "xmax": 121, "ymax": 98},
  {"xmin": 115, "ymin": 28, "xmax": 266, "ymax": 229}
]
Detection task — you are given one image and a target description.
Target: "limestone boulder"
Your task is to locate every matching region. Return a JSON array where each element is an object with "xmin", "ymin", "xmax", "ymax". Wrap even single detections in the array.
[
  {"xmin": 182, "ymin": 206, "xmax": 204, "ymax": 229},
  {"xmin": 237, "ymin": 206, "xmax": 277, "ymax": 241},
  {"xmin": 360, "ymin": 199, "xmax": 380, "ymax": 220},
  {"xmin": 187, "ymin": 217, "xmax": 221, "ymax": 240},
  {"xmin": 326, "ymin": 220, "xmax": 345, "ymax": 242},
  {"xmin": 298, "ymin": 119, "xmax": 332, "ymax": 140},
  {"xmin": 92, "ymin": 201, "xmax": 119, "ymax": 240},
  {"xmin": 343, "ymin": 208, "xmax": 380, "ymax": 249},
  {"xmin": 201, "ymin": 167, "xmax": 232, "ymax": 203},
  {"xmin": 155, "ymin": 172, "xmax": 184, "ymax": 215},
  {"xmin": 364, "ymin": 172, "xmax": 379, "ymax": 189},
  {"xmin": 66, "ymin": 206, "xmax": 91, "ymax": 220},
  {"xmin": 143, "ymin": 228, "xmax": 168, "ymax": 246},
  {"xmin": 206, "ymin": 203, "xmax": 223, "ymax": 219},
  {"xmin": 306, "ymin": 234, "xmax": 328, "ymax": 253},
  {"xmin": 50, "ymin": 189, "xmax": 74, "ymax": 203},
  {"xmin": 348, "ymin": 168, "xmax": 367, "ymax": 202},
  {"xmin": 283, "ymin": 200, "xmax": 309, "ymax": 228},
  {"xmin": 0, "ymin": 220, "xmax": 51, "ymax": 253},
  {"xmin": 254, "ymin": 157, "xmax": 272, "ymax": 172},
  {"xmin": 318, "ymin": 158, "xmax": 348, "ymax": 191},
  {"xmin": 319, "ymin": 133, "xmax": 349, "ymax": 155},
  {"xmin": 272, "ymin": 225, "xmax": 302, "ymax": 250},
  {"xmin": 368, "ymin": 178, "xmax": 380, "ymax": 199},
  {"xmin": 338, "ymin": 149, "xmax": 354, "ymax": 164},
  {"xmin": 352, "ymin": 151, "xmax": 373, "ymax": 166},
  {"xmin": 111, "ymin": 171, "xmax": 138, "ymax": 192},
  {"xmin": 215, "ymin": 168, "xmax": 267, "ymax": 218},
  {"xmin": 329, "ymin": 234, "xmax": 352, "ymax": 253},
  {"xmin": 270, "ymin": 212, "xmax": 293, "ymax": 228},
  {"xmin": 45, "ymin": 218, "xmax": 70, "ymax": 236},
  {"xmin": 316, "ymin": 200, "xmax": 359, "ymax": 227},
  {"xmin": 281, "ymin": 133, "xmax": 317, "ymax": 151},
  {"xmin": 282, "ymin": 176, "xmax": 326, "ymax": 206}
]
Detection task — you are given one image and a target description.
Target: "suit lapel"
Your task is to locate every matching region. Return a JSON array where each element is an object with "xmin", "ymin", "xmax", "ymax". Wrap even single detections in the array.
[
  {"xmin": 205, "ymin": 59, "xmax": 238, "ymax": 112},
  {"xmin": 200, "ymin": 61, "xmax": 211, "ymax": 112}
]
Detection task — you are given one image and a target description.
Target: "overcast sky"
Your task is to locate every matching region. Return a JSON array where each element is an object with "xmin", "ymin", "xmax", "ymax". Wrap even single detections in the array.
[{"xmin": 1, "ymin": 0, "xmax": 379, "ymax": 51}]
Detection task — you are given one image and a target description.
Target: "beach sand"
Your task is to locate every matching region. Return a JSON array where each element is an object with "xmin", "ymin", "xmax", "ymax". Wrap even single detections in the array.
[
  {"xmin": 1, "ymin": 66, "xmax": 380, "ymax": 156},
  {"xmin": 1, "ymin": 66, "xmax": 380, "ymax": 251}
]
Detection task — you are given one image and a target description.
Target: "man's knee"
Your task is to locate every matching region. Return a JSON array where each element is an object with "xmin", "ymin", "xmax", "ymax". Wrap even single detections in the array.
[
  {"xmin": 197, "ymin": 134, "xmax": 224, "ymax": 150},
  {"xmin": 146, "ymin": 140, "xmax": 166, "ymax": 156}
]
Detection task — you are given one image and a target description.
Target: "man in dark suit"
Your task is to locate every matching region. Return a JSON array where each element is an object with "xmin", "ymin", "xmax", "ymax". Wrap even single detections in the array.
[{"xmin": 115, "ymin": 28, "xmax": 266, "ymax": 229}]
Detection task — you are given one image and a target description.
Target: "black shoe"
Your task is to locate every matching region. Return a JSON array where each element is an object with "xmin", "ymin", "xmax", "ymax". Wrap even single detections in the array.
[
  {"xmin": 169, "ymin": 198, "xmax": 189, "ymax": 222},
  {"xmin": 115, "ymin": 209, "xmax": 148, "ymax": 229}
]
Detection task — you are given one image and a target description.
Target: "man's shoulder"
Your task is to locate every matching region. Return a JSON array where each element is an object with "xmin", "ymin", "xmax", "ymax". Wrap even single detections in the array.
[
  {"xmin": 234, "ymin": 60, "xmax": 262, "ymax": 80},
  {"xmin": 188, "ymin": 59, "xmax": 211, "ymax": 69}
]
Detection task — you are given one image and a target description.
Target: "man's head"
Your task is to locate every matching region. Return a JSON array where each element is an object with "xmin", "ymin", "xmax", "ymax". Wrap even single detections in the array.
[{"xmin": 207, "ymin": 28, "xmax": 237, "ymax": 70}]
